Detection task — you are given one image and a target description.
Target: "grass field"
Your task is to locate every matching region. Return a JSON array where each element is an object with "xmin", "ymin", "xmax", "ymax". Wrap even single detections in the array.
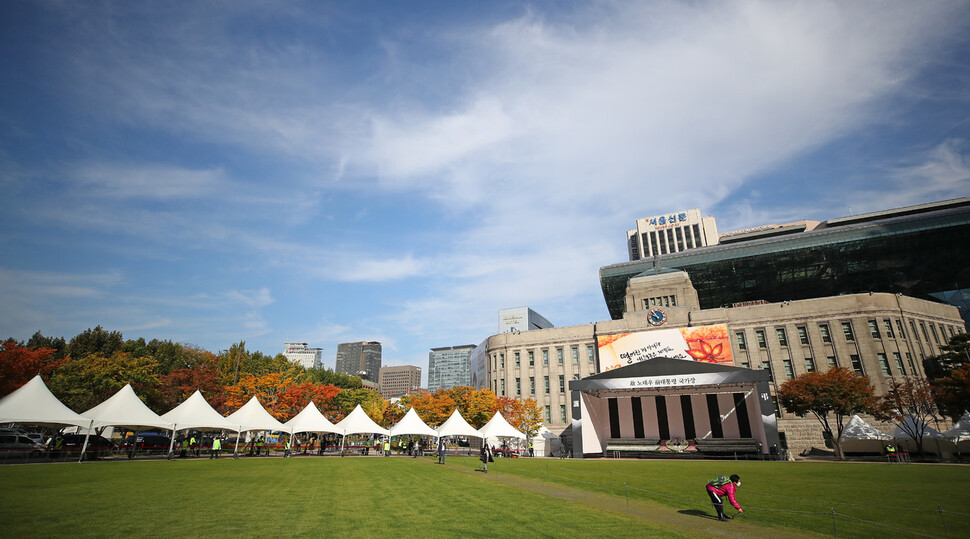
[{"xmin": 2, "ymin": 455, "xmax": 968, "ymax": 538}]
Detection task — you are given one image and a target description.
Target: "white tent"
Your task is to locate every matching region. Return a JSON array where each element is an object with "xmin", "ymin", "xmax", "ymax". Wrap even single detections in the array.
[
  {"xmin": 82, "ymin": 384, "xmax": 173, "ymax": 431},
  {"xmin": 335, "ymin": 405, "xmax": 389, "ymax": 436},
  {"xmin": 225, "ymin": 396, "xmax": 287, "ymax": 433},
  {"xmin": 890, "ymin": 415, "xmax": 952, "ymax": 456},
  {"xmin": 162, "ymin": 390, "xmax": 239, "ymax": 432},
  {"xmin": 389, "ymin": 408, "xmax": 437, "ymax": 438},
  {"xmin": 0, "ymin": 375, "xmax": 92, "ymax": 428},
  {"xmin": 478, "ymin": 411, "xmax": 526, "ymax": 441},
  {"xmin": 284, "ymin": 402, "xmax": 342, "ymax": 435},
  {"xmin": 943, "ymin": 412, "xmax": 970, "ymax": 442},
  {"xmin": 435, "ymin": 409, "xmax": 482, "ymax": 439},
  {"xmin": 839, "ymin": 415, "xmax": 891, "ymax": 455}
]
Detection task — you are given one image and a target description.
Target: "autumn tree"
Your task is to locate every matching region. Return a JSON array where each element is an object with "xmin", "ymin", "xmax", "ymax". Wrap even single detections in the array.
[
  {"xmin": 399, "ymin": 390, "xmax": 457, "ymax": 427},
  {"xmin": 274, "ymin": 382, "xmax": 343, "ymax": 421},
  {"xmin": 777, "ymin": 367, "xmax": 878, "ymax": 459},
  {"xmin": 48, "ymin": 351, "xmax": 159, "ymax": 412},
  {"xmin": 875, "ymin": 376, "xmax": 941, "ymax": 455},
  {"xmin": 0, "ymin": 340, "xmax": 63, "ymax": 397},
  {"xmin": 497, "ymin": 396, "xmax": 544, "ymax": 441},
  {"xmin": 934, "ymin": 364, "xmax": 970, "ymax": 421},
  {"xmin": 446, "ymin": 386, "xmax": 498, "ymax": 428},
  {"xmin": 157, "ymin": 360, "xmax": 224, "ymax": 413},
  {"xmin": 331, "ymin": 387, "xmax": 386, "ymax": 423}
]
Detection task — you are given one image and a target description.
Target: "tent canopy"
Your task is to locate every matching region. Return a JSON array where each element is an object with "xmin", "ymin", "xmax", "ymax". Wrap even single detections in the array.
[
  {"xmin": 161, "ymin": 390, "xmax": 239, "ymax": 432},
  {"xmin": 284, "ymin": 402, "xmax": 342, "ymax": 435},
  {"xmin": 436, "ymin": 409, "xmax": 482, "ymax": 439},
  {"xmin": 225, "ymin": 396, "xmax": 287, "ymax": 433},
  {"xmin": 335, "ymin": 404, "xmax": 389, "ymax": 436},
  {"xmin": 478, "ymin": 411, "xmax": 525, "ymax": 440},
  {"xmin": 82, "ymin": 384, "xmax": 173, "ymax": 430},
  {"xmin": 389, "ymin": 407, "xmax": 437, "ymax": 437},
  {"xmin": 840, "ymin": 415, "xmax": 891, "ymax": 441},
  {"xmin": 890, "ymin": 416, "xmax": 948, "ymax": 440},
  {"xmin": 0, "ymin": 375, "xmax": 92, "ymax": 428},
  {"xmin": 943, "ymin": 412, "xmax": 970, "ymax": 442}
]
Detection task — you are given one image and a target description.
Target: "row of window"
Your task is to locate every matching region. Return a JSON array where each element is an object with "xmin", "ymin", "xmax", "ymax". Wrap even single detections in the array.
[
  {"xmin": 644, "ymin": 295, "xmax": 677, "ymax": 309},
  {"xmin": 495, "ymin": 373, "xmax": 582, "ymax": 397},
  {"xmin": 491, "ymin": 345, "xmax": 596, "ymax": 370},
  {"xmin": 736, "ymin": 318, "xmax": 960, "ymax": 351},
  {"xmin": 542, "ymin": 404, "xmax": 568, "ymax": 424}
]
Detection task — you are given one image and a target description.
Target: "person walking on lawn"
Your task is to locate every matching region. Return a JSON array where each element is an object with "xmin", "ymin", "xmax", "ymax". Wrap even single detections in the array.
[{"xmin": 706, "ymin": 474, "xmax": 743, "ymax": 521}]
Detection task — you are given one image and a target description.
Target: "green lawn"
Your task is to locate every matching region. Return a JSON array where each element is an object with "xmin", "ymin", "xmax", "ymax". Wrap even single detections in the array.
[{"xmin": 2, "ymin": 456, "xmax": 968, "ymax": 538}]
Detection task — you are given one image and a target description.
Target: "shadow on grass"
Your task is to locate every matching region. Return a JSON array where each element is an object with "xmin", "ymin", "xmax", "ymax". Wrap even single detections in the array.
[{"xmin": 678, "ymin": 509, "xmax": 718, "ymax": 521}]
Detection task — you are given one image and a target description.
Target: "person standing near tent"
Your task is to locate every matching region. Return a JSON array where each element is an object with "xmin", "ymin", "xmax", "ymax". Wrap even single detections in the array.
[
  {"xmin": 480, "ymin": 443, "xmax": 492, "ymax": 473},
  {"xmin": 384, "ymin": 439, "xmax": 391, "ymax": 457},
  {"xmin": 437, "ymin": 437, "xmax": 446, "ymax": 464},
  {"xmin": 706, "ymin": 474, "xmax": 743, "ymax": 521},
  {"xmin": 210, "ymin": 436, "xmax": 221, "ymax": 459}
]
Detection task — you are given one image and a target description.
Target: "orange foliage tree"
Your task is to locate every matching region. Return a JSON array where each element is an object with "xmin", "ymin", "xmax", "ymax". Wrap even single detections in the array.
[
  {"xmin": 0, "ymin": 340, "xmax": 62, "ymax": 397},
  {"xmin": 497, "ymin": 396, "xmax": 544, "ymax": 440}
]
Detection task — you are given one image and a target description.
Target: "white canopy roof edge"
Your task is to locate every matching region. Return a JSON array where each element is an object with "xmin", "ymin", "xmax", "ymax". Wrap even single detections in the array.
[
  {"xmin": 161, "ymin": 390, "xmax": 239, "ymax": 432},
  {"xmin": 225, "ymin": 396, "xmax": 287, "ymax": 433},
  {"xmin": 839, "ymin": 414, "xmax": 892, "ymax": 441},
  {"xmin": 890, "ymin": 415, "xmax": 948, "ymax": 440},
  {"xmin": 389, "ymin": 407, "xmax": 437, "ymax": 437},
  {"xmin": 335, "ymin": 404, "xmax": 389, "ymax": 436},
  {"xmin": 478, "ymin": 411, "xmax": 526, "ymax": 440},
  {"xmin": 284, "ymin": 401, "xmax": 342, "ymax": 435},
  {"xmin": 435, "ymin": 409, "xmax": 482, "ymax": 439},
  {"xmin": 0, "ymin": 374, "xmax": 92, "ymax": 428},
  {"xmin": 944, "ymin": 411, "xmax": 970, "ymax": 442},
  {"xmin": 81, "ymin": 384, "xmax": 173, "ymax": 430}
]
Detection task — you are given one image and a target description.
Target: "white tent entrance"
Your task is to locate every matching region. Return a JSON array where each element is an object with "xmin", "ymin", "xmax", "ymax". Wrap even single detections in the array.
[{"xmin": 569, "ymin": 357, "xmax": 779, "ymax": 459}]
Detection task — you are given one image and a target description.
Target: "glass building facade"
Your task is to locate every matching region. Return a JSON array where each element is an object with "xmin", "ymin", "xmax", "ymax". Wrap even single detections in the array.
[{"xmin": 601, "ymin": 200, "xmax": 970, "ymax": 325}]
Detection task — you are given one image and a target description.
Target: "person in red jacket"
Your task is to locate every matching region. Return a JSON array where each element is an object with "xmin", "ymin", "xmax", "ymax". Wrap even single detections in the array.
[{"xmin": 706, "ymin": 474, "xmax": 743, "ymax": 521}]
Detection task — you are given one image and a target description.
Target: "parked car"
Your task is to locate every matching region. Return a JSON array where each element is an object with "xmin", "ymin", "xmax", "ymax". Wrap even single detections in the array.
[
  {"xmin": 0, "ymin": 434, "xmax": 48, "ymax": 459},
  {"xmin": 58, "ymin": 434, "xmax": 117, "ymax": 460},
  {"xmin": 121, "ymin": 433, "xmax": 172, "ymax": 455}
]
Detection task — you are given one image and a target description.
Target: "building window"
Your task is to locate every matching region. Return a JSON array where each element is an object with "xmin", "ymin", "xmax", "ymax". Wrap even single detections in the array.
[
  {"xmin": 883, "ymin": 320, "xmax": 895, "ymax": 339},
  {"xmin": 762, "ymin": 361, "xmax": 773, "ymax": 381},
  {"xmin": 776, "ymin": 328, "xmax": 789, "ymax": 347},
  {"xmin": 557, "ymin": 348, "xmax": 564, "ymax": 365},
  {"xmin": 920, "ymin": 321, "xmax": 930, "ymax": 343},
  {"xmin": 910, "ymin": 320, "xmax": 920, "ymax": 342},
  {"xmin": 827, "ymin": 356, "xmax": 838, "ymax": 369},
  {"xmin": 559, "ymin": 375, "xmax": 565, "ymax": 393},
  {"xmin": 543, "ymin": 349, "xmax": 549, "ymax": 365},
  {"xmin": 868, "ymin": 320, "xmax": 880, "ymax": 339},
  {"xmin": 850, "ymin": 354, "xmax": 864, "ymax": 375},
  {"xmin": 529, "ymin": 377, "xmax": 535, "ymax": 394},
  {"xmin": 560, "ymin": 405, "xmax": 567, "ymax": 424},
  {"xmin": 893, "ymin": 352, "xmax": 906, "ymax": 375},
  {"xmin": 544, "ymin": 405, "xmax": 551, "ymax": 423},
  {"xmin": 499, "ymin": 379, "xmax": 505, "ymax": 396},
  {"xmin": 782, "ymin": 359, "xmax": 795, "ymax": 379},
  {"xmin": 572, "ymin": 346, "xmax": 579, "ymax": 364},
  {"xmin": 797, "ymin": 326, "xmax": 809, "ymax": 345},
  {"xmin": 515, "ymin": 352, "xmax": 520, "ymax": 368},
  {"xmin": 755, "ymin": 329, "xmax": 767, "ymax": 349},
  {"xmin": 896, "ymin": 319, "xmax": 906, "ymax": 339},
  {"xmin": 819, "ymin": 324, "xmax": 832, "ymax": 343},
  {"xmin": 841, "ymin": 322, "xmax": 855, "ymax": 342},
  {"xmin": 805, "ymin": 357, "xmax": 816, "ymax": 372},
  {"xmin": 906, "ymin": 352, "xmax": 916, "ymax": 374},
  {"xmin": 587, "ymin": 345, "xmax": 595, "ymax": 363},
  {"xmin": 735, "ymin": 331, "xmax": 747, "ymax": 351},
  {"xmin": 500, "ymin": 354, "xmax": 505, "ymax": 368},
  {"xmin": 544, "ymin": 376, "xmax": 550, "ymax": 394},
  {"xmin": 877, "ymin": 353, "xmax": 891, "ymax": 376},
  {"xmin": 931, "ymin": 324, "xmax": 941, "ymax": 345},
  {"xmin": 516, "ymin": 379, "xmax": 521, "ymax": 396}
]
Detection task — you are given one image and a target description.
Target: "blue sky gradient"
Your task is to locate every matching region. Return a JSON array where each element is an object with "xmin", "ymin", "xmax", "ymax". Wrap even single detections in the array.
[{"xmin": 2, "ymin": 1, "xmax": 969, "ymax": 383}]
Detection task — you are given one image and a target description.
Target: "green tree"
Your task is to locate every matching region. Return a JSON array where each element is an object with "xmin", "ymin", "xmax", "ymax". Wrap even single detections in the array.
[
  {"xmin": 48, "ymin": 351, "xmax": 159, "ymax": 412},
  {"xmin": 26, "ymin": 331, "xmax": 68, "ymax": 359},
  {"xmin": 925, "ymin": 332, "xmax": 970, "ymax": 378},
  {"xmin": 777, "ymin": 367, "xmax": 879, "ymax": 459},
  {"xmin": 933, "ymin": 364, "xmax": 970, "ymax": 422},
  {"xmin": 68, "ymin": 326, "xmax": 124, "ymax": 359},
  {"xmin": 305, "ymin": 367, "xmax": 362, "ymax": 389}
]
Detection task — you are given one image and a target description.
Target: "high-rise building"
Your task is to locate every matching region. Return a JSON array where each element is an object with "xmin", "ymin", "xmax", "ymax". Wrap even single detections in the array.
[
  {"xmin": 627, "ymin": 209, "xmax": 719, "ymax": 261},
  {"xmin": 335, "ymin": 341, "xmax": 382, "ymax": 383},
  {"xmin": 283, "ymin": 342, "xmax": 323, "ymax": 369},
  {"xmin": 428, "ymin": 345, "xmax": 475, "ymax": 391},
  {"xmin": 498, "ymin": 307, "xmax": 554, "ymax": 334},
  {"xmin": 379, "ymin": 365, "xmax": 421, "ymax": 398}
]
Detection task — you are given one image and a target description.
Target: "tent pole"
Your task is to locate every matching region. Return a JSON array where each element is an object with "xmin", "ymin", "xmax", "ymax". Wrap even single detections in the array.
[
  {"xmin": 167, "ymin": 423, "xmax": 178, "ymax": 459},
  {"xmin": 78, "ymin": 420, "xmax": 93, "ymax": 463}
]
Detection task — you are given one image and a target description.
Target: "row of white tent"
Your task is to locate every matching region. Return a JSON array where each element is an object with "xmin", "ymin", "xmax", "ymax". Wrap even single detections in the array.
[
  {"xmin": 840, "ymin": 414, "xmax": 970, "ymax": 453},
  {"xmin": 0, "ymin": 375, "xmax": 526, "ymax": 457}
]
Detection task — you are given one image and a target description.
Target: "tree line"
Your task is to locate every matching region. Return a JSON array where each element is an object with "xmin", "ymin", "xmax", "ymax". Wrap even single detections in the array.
[{"xmin": 1, "ymin": 326, "xmax": 544, "ymax": 437}]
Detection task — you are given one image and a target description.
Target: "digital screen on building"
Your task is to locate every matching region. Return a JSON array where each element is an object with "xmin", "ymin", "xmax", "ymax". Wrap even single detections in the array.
[{"xmin": 597, "ymin": 324, "xmax": 733, "ymax": 372}]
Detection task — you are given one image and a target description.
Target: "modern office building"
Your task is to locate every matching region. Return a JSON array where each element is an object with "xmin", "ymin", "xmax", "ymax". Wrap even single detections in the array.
[
  {"xmin": 627, "ymin": 209, "xmax": 719, "ymax": 261},
  {"xmin": 498, "ymin": 307, "xmax": 554, "ymax": 334},
  {"xmin": 335, "ymin": 341, "xmax": 382, "ymax": 383},
  {"xmin": 428, "ymin": 345, "xmax": 476, "ymax": 392},
  {"xmin": 472, "ymin": 199, "xmax": 968, "ymax": 456},
  {"xmin": 379, "ymin": 365, "xmax": 422, "ymax": 398},
  {"xmin": 604, "ymin": 197, "xmax": 970, "ymax": 324},
  {"xmin": 283, "ymin": 342, "xmax": 323, "ymax": 369}
]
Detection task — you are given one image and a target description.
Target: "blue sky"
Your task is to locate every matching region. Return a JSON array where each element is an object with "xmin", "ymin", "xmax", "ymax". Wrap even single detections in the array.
[{"xmin": 2, "ymin": 1, "xmax": 969, "ymax": 383}]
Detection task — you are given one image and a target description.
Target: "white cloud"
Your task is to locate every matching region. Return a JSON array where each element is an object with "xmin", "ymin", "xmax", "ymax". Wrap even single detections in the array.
[
  {"xmin": 225, "ymin": 288, "xmax": 275, "ymax": 308},
  {"xmin": 73, "ymin": 163, "xmax": 227, "ymax": 199}
]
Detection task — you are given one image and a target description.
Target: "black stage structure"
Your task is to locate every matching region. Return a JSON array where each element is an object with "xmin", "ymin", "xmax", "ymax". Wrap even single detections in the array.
[{"xmin": 569, "ymin": 357, "xmax": 779, "ymax": 458}]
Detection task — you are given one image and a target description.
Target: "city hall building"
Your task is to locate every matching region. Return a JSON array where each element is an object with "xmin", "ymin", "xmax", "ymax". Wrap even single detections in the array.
[{"xmin": 473, "ymin": 198, "xmax": 968, "ymax": 457}]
